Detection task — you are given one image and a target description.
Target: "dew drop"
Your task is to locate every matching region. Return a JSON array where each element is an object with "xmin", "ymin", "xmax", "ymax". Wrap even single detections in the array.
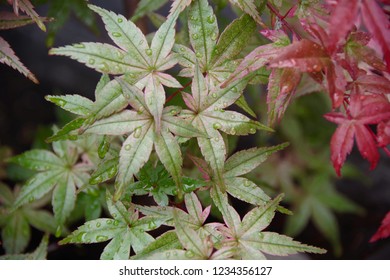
[
  {"xmin": 138, "ymin": 40, "xmax": 144, "ymax": 46},
  {"xmin": 240, "ymin": 115, "xmax": 246, "ymax": 120},
  {"xmin": 162, "ymin": 206, "xmax": 167, "ymax": 211},
  {"xmin": 211, "ymin": 92, "xmax": 217, "ymax": 98},
  {"xmin": 170, "ymin": 109, "xmax": 177, "ymax": 115},
  {"xmin": 137, "ymin": 106, "xmax": 145, "ymax": 115},
  {"xmin": 230, "ymin": 127, "xmax": 236, "ymax": 135},
  {"xmin": 258, "ymin": 232, "xmax": 264, "ymax": 239},
  {"xmin": 88, "ymin": 58, "xmax": 95, "ymax": 65},
  {"xmin": 139, "ymin": 228, "xmax": 145, "ymax": 233},
  {"xmin": 214, "ymin": 48, "xmax": 219, "ymax": 55},
  {"xmin": 249, "ymin": 128, "xmax": 256, "ymax": 134},
  {"xmin": 133, "ymin": 127, "xmax": 142, "ymax": 138},
  {"xmin": 214, "ymin": 137, "xmax": 219, "ymax": 142},
  {"xmin": 214, "ymin": 106, "xmax": 219, "ymax": 111},
  {"xmin": 192, "ymin": 33, "xmax": 199, "ymax": 40},
  {"xmin": 211, "ymin": 32, "xmax": 218, "ymax": 40},
  {"xmin": 99, "ymin": 62, "xmax": 109, "ymax": 72},
  {"xmin": 185, "ymin": 250, "xmax": 195, "ymax": 258},
  {"xmin": 230, "ymin": 114, "xmax": 236, "ymax": 119},
  {"xmin": 73, "ymin": 43, "xmax": 85, "ymax": 48},
  {"xmin": 232, "ymin": 86, "xmax": 238, "ymax": 92},
  {"xmin": 128, "ymin": 73, "xmax": 136, "ymax": 78},
  {"xmin": 76, "ymin": 232, "xmax": 86, "ymax": 242},
  {"xmin": 244, "ymin": 179, "xmax": 250, "ymax": 187},
  {"xmin": 145, "ymin": 49, "xmax": 153, "ymax": 56},
  {"xmin": 117, "ymin": 18, "xmax": 123, "ymax": 23},
  {"xmin": 112, "ymin": 32, "xmax": 122, "ymax": 37},
  {"xmin": 207, "ymin": 15, "xmax": 215, "ymax": 24},
  {"xmin": 55, "ymin": 99, "xmax": 66, "ymax": 107},
  {"xmin": 190, "ymin": 15, "xmax": 198, "ymax": 21},
  {"xmin": 96, "ymin": 222, "xmax": 101, "ymax": 228},
  {"xmin": 112, "ymin": 213, "xmax": 118, "ymax": 218},
  {"xmin": 124, "ymin": 144, "xmax": 132, "ymax": 151},
  {"xmin": 86, "ymin": 239, "xmax": 91, "ymax": 243},
  {"xmin": 113, "ymin": 220, "xmax": 119, "ymax": 226},
  {"xmin": 196, "ymin": 52, "xmax": 202, "ymax": 58},
  {"xmin": 96, "ymin": 235, "xmax": 108, "ymax": 242},
  {"xmin": 222, "ymin": 102, "xmax": 228, "ymax": 108},
  {"xmin": 213, "ymin": 122, "xmax": 222, "ymax": 130},
  {"xmin": 28, "ymin": 196, "xmax": 35, "ymax": 203},
  {"xmin": 106, "ymin": 220, "xmax": 113, "ymax": 225}
]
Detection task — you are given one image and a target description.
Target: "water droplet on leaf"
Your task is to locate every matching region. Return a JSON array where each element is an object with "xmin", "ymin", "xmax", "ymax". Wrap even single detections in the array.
[
  {"xmin": 230, "ymin": 127, "xmax": 236, "ymax": 135},
  {"xmin": 207, "ymin": 16, "xmax": 215, "ymax": 24},
  {"xmin": 196, "ymin": 52, "xmax": 202, "ymax": 58},
  {"xmin": 88, "ymin": 58, "xmax": 95, "ymax": 65},
  {"xmin": 73, "ymin": 43, "xmax": 85, "ymax": 48},
  {"xmin": 244, "ymin": 179, "xmax": 250, "ymax": 187},
  {"xmin": 145, "ymin": 49, "xmax": 153, "ymax": 56},
  {"xmin": 99, "ymin": 62, "xmax": 109, "ymax": 72},
  {"xmin": 213, "ymin": 122, "xmax": 222, "ymax": 129},
  {"xmin": 96, "ymin": 235, "xmax": 108, "ymax": 242},
  {"xmin": 192, "ymin": 33, "xmax": 199, "ymax": 40},
  {"xmin": 133, "ymin": 127, "xmax": 142, "ymax": 138},
  {"xmin": 249, "ymin": 128, "xmax": 256, "ymax": 134},
  {"xmin": 96, "ymin": 222, "xmax": 101, "ymax": 228},
  {"xmin": 185, "ymin": 250, "xmax": 195, "ymax": 258},
  {"xmin": 112, "ymin": 32, "xmax": 122, "ymax": 37},
  {"xmin": 117, "ymin": 18, "xmax": 123, "ymax": 23},
  {"xmin": 124, "ymin": 144, "xmax": 131, "ymax": 151}
]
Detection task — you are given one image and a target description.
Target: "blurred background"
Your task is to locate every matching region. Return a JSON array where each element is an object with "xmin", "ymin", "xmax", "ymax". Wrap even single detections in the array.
[{"xmin": 1, "ymin": 0, "xmax": 390, "ymax": 259}]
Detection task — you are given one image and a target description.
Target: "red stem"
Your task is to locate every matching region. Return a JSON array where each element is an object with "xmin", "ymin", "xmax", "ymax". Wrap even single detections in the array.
[
  {"xmin": 165, "ymin": 80, "xmax": 192, "ymax": 104},
  {"xmin": 266, "ymin": 3, "xmax": 301, "ymax": 40}
]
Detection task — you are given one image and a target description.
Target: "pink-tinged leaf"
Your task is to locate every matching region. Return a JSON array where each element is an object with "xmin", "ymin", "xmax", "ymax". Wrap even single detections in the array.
[
  {"xmin": 0, "ymin": 36, "xmax": 38, "ymax": 83},
  {"xmin": 349, "ymin": 75, "xmax": 390, "ymax": 95},
  {"xmin": 351, "ymin": 94, "xmax": 390, "ymax": 124},
  {"xmin": 181, "ymin": 92, "xmax": 196, "ymax": 112},
  {"xmin": 187, "ymin": 154, "xmax": 211, "ymax": 181},
  {"xmin": 300, "ymin": 19, "xmax": 329, "ymax": 49},
  {"xmin": 17, "ymin": 0, "xmax": 46, "ymax": 31},
  {"xmin": 260, "ymin": 29, "xmax": 289, "ymax": 43},
  {"xmin": 327, "ymin": 123, "xmax": 356, "ymax": 176},
  {"xmin": 323, "ymin": 112, "xmax": 347, "ymax": 124},
  {"xmin": 222, "ymin": 43, "xmax": 280, "ymax": 88},
  {"xmin": 355, "ymin": 124, "xmax": 379, "ymax": 170},
  {"xmin": 325, "ymin": 62, "xmax": 346, "ymax": 108},
  {"xmin": 361, "ymin": 0, "xmax": 390, "ymax": 72},
  {"xmin": 267, "ymin": 68, "xmax": 301, "ymax": 126},
  {"xmin": 377, "ymin": 120, "xmax": 390, "ymax": 147},
  {"xmin": 0, "ymin": 12, "xmax": 49, "ymax": 30},
  {"xmin": 269, "ymin": 39, "xmax": 331, "ymax": 73},
  {"xmin": 327, "ymin": 0, "xmax": 359, "ymax": 54},
  {"xmin": 370, "ymin": 211, "xmax": 390, "ymax": 242},
  {"xmin": 325, "ymin": 93, "xmax": 390, "ymax": 175}
]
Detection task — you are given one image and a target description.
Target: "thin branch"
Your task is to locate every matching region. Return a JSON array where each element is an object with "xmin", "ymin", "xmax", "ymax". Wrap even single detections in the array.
[
  {"xmin": 267, "ymin": 3, "xmax": 301, "ymax": 40},
  {"xmin": 165, "ymin": 80, "xmax": 192, "ymax": 104}
]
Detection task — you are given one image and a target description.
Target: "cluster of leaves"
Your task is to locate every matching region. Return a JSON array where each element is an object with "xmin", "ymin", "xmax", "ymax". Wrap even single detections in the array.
[
  {"xmin": 1, "ymin": 1, "xmax": 330, "ymax": 259},
  {"xmin": 2, "ymin": 0, "xmax": 389, "ymax": 259}
]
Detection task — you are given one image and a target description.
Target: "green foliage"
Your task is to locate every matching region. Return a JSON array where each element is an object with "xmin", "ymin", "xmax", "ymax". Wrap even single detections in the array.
[{"xmin": 1, "ymin": 0, "xmax": 346, "ymax": 259}]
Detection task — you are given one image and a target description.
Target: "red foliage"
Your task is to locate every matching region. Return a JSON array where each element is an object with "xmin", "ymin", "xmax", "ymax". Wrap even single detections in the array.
[
  {"xmin": 370, "ymin": 211, "xmax": 390, "ymax": 242},
  {"xmin": 324, "ymin": 94, "xmax": 390, "ymax": 176}
]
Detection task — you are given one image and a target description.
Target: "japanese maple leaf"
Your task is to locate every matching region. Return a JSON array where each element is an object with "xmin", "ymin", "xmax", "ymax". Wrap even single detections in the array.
[
  {"xmin": 370, "ymin": 211, "xmax": 390, "ymax": 242},
  {"xmin": 324, "ymin": 94, "xmax": 390, "ymax": 176}
]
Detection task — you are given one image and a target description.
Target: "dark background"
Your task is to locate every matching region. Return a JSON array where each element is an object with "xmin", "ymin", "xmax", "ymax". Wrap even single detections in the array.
[{"xmin": 1, "ymin": 0, "xmax": 390, "ymax": 259}]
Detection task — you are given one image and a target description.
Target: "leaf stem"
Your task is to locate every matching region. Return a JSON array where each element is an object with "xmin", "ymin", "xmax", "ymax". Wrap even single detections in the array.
[
  {"xmin": 266, "ymin": 3, "xmax": 301, "ymax": 40},
  {"xmin": 165, "ymin": 80, "xmax": 192, "ymax": 104}
]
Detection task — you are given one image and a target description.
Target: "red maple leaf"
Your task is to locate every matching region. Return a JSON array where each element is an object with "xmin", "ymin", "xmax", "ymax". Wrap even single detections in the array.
[
  {"xmin": 370, "ymin": 211, "xmax": 390, "ymax": 242},
  {"xmin": 324, "ymin": 94, "xmax": 390, "ymax": 176}
]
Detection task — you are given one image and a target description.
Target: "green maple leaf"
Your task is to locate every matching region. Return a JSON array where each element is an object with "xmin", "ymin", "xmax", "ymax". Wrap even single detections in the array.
[
  {"xmin": 182, "ymin": 61, "xmax": 272, "ymax": 192},
  {"xmin": 0, "ymin": 183, "xmax": 56, "ymax": 254},
  {"xmin": 60, "ymin": 191, "xmax": 160, "ymax": 260},
  {"xmin": 0, "ymin": 234, "xmax": 49, "ymax": 260},
  {"xmin": 8, "ymin": 137, "xmax": 95, "ymax": 233},
  {"xmin": 211, "ymin": 189, "xmax": 326, "ymax": 259}
]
